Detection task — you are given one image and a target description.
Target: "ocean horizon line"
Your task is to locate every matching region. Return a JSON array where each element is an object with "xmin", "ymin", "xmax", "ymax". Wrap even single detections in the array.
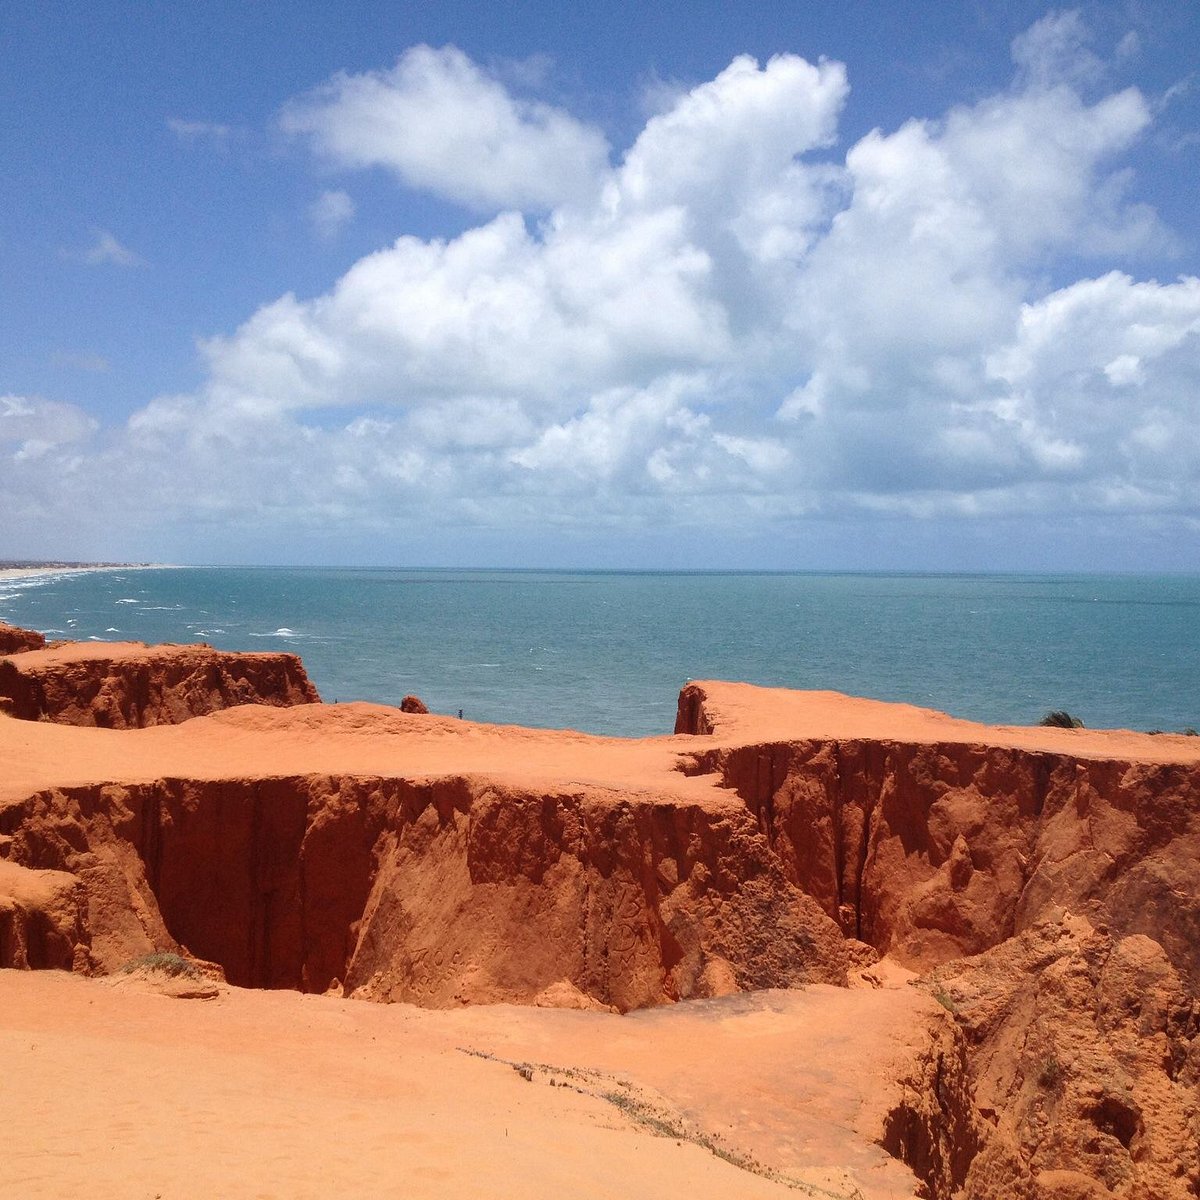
[{"xmin": 10, "ymin": 561, "xmax": 1200, "ymax": 581}]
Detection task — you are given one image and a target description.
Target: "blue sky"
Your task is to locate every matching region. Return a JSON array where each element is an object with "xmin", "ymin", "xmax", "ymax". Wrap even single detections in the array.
[{"xmin": 2, "ymin": 1, "xmax": 1198, "ymax": 568}]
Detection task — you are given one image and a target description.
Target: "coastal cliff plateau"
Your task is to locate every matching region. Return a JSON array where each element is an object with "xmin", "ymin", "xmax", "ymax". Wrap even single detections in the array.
[
  {"xmin": 0, "ymin": 621, "xmax": 46, "ymax": 654},
  {"xmin": 1, "ymin": 632, "xmax": 1198, "ymax": 1199},
  {"xmin": 0, "ymin": 638, "xmax": 319, "ymax": 726}
]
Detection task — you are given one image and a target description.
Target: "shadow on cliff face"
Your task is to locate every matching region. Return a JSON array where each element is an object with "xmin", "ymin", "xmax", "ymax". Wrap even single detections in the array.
[
  {"xmin": 683, "ymin": 737, "xmax": 1200, "ymax": 995},
  {"xmin": 0, "ymin": 773, "xmax": 853, "ymax": 1010}
]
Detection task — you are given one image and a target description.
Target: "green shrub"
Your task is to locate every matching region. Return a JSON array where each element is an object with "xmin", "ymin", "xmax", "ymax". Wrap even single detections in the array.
[
  {"xmin": 1040, "ymin": 710, "xmax": 1084, "ymax": 729},
  {"xmin": 120, "ymin": 951, "xmax": 199, "ymax": 979},
  {"xmin": 931, "ymin": 985, "xmax": 959, "ymax": 1015}
]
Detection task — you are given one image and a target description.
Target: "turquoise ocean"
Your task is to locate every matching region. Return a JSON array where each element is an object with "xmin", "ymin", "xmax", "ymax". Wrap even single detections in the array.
[{"xmin": 1, "ymin": 568, "xmax": 1197, "ymax": 737}]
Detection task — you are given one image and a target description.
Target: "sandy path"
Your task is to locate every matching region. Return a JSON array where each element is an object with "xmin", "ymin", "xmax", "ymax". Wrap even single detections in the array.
[{"xmin": 0, "ymin": 970, "xmax": 927, "ymax": 1200}]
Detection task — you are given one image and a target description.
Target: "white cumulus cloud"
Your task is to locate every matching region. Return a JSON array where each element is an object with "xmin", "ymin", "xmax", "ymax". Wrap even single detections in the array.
[
  {"xmin": 1, "ymin": 395, "xmax": 97, "ymax": 457},
  {"xmin": 280, "ymin": 44, "xmax": 612, "ymax": 212}
]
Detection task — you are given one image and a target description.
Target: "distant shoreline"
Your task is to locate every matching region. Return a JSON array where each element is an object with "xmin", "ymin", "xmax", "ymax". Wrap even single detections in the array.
[{"xmin": 0, "ymin": 562, "xmax": 175, "ymax": 584}]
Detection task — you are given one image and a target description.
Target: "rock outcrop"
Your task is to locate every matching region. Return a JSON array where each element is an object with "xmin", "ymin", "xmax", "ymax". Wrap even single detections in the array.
[
  {"xmin": 683, "ymin": 729, "xmax": 1200, "ymax": 988},
  {"xmin": 673, "ymin": 682, "xmax": 1200, "ymax": 1199},
  {"xmin": 933, "ymin": 917, "xmax": 1200, "ymax": 1198},
  {"xmin": 0, "ymin": 640, "xmax": 320, "ymax": 727},
  {"xmin": 0, "ymin": 622, "xmax": 46, "ymax": 654},
  {"xmin": 0, "ymin": 859, "xmax": 87, "ymax": 971}
]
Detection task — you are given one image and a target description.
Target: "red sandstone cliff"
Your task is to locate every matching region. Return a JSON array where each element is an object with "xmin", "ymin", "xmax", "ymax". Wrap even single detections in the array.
[
  {"xmin": 2, "ymin": 669, "xmax": 1198, "ymax": 1197},
  {"xmin": 674, "ymin": 683, "xmax": 1200, "ymax": 988},
  {"xmin": 0, "ymin": 773, "xmax": 849, "ymax": 1009},
  {"xmin": 674, "ymin": 681, "xmax": 1200, "ymax": 1197},
  {"xmin": 932, "ymin": 917, "xmax": 1200, "ymax": 1198},
  {"xmin": 0, "ymin": 639, "xmax": 320, "ymax": 726},
  {"xmin": 0, "ymin": 622, "xmax": 46, "ymax": 654}
]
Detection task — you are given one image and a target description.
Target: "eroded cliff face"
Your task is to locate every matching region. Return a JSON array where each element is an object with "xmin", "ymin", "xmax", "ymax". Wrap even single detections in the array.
[
  {"xmin": 0, "ymin": 859, "xmax": 86, "ymax": 971},
  {"xmin": 0, "ymin": 774, "xmax": 848, "ymax": 1011},
  {"xmin": 0, "ymin": 622, "xmax": 46, "ymax": 655},
  {"xmin": 2, "ymin": 671, "xmax": 1198, "ymax": 1198},
  {"xmin": 682, "ymin": 735, "xmax": 1200, "ymax": 990},
  {"xmin": 934, "ymin": 918, "xmax": 1200, "ymax": 1199},
  {"xmin": 675, "ymin": 683, "xmax": 1200, "ymax": 1199},
  {"xmin": 0, "ymin": 641, "xmax": 320, "ymax": 726}
]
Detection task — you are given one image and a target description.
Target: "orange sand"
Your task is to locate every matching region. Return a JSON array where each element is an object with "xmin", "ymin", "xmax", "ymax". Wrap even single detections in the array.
[
  {"xmin": 3, "ymin": 673, "xmax": 1196, "ymax": 810},
  {"xmin": 0, "ymin": 969, "xmax": 933, "ymax": 1199}
]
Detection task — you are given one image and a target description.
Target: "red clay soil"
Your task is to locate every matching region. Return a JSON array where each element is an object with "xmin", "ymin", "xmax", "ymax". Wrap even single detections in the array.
[
  {"xmin": 1, "ymin": 970, "xmax": 951, "ymax": 1200},
  {"xmin": 0, "ymin": 637, "xmax": 319, "ymax": 726},
  {"xmin": 1, "ymin": 647, "xmax": 1198, "ymax": 1198},
  {"xmin": 0, "ymin": 621, "xmax": 45, "ymax": 654}
]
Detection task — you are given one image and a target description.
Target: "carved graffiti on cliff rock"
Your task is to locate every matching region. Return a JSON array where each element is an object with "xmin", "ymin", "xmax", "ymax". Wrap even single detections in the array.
[{"xmin": 407, "ymin": 945, "xmax": 465, "ymax": 998}]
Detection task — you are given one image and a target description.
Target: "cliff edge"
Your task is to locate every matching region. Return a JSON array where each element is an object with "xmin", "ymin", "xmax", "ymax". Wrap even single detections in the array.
[
  {"xmin": 0, "ymin": 622, "xmax": 46, "ymax": 655},
  {"xmin": 0, "ymin": 637, "xmax": 320, "ymax": 726}
]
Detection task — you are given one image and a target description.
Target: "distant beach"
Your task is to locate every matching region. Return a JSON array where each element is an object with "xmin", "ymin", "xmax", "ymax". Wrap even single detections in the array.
[{"xmin": 0, "ymin": 562, "xmax": 171, "ymax": 584}]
